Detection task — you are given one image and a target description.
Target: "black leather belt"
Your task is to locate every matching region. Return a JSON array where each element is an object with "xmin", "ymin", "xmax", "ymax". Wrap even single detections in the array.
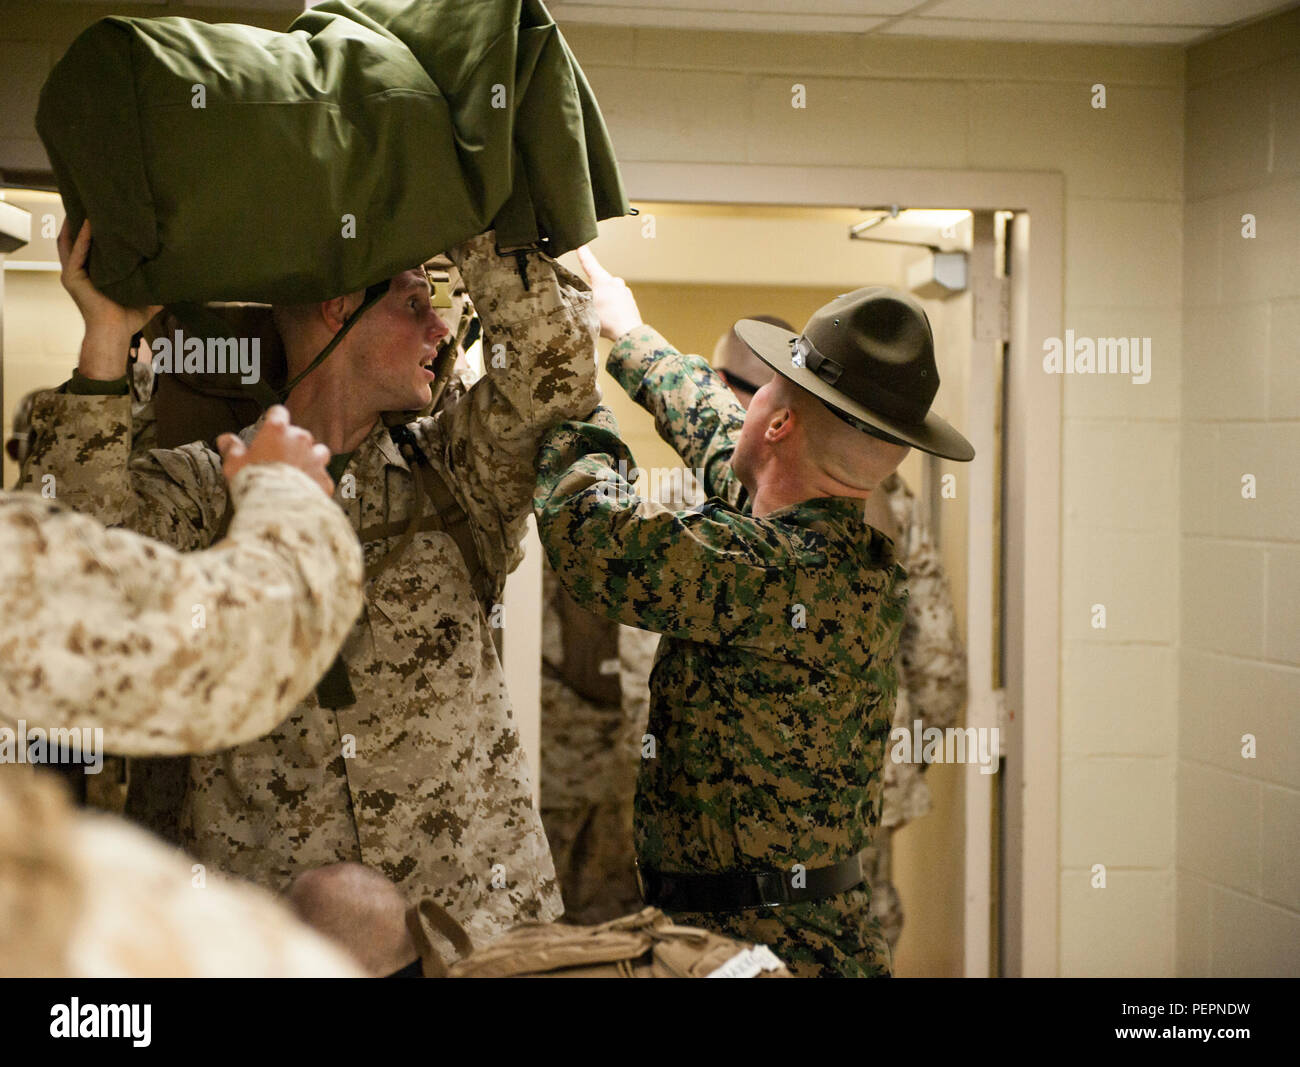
[{"xmin": 636, "ymin": 849, "xmax": 869, "ymax": 913}]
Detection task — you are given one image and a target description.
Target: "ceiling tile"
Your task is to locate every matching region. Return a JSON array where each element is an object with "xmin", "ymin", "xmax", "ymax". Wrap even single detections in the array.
[
  {"xmin": 882, "ymin": 18, "xmax": 1211, "ymax": 44},
  {"xmin": 552, "ymin": 4, "xmax": 889, "ymax": 34},
  {"xmin": 922, "ymin": 0, "xmax": 1288, "ymax": 28}
]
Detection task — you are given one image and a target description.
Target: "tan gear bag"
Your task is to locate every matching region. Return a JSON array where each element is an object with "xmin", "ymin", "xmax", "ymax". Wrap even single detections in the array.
[{"xmin": 405, "ymin": 902, "xmax": 792, "ymax": 978}]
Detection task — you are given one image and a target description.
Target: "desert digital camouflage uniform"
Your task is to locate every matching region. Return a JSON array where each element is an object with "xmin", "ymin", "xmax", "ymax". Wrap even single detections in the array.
[
  {"xmin": 534, "ymin": 326, "xmax": 909, "ymax": 978},
  {"xmin": 859, "ymin": 472, "xmax": 966, "ymax": 949},
  {"xmin": 1, "ymin": 462, "xmax": 366, "ymax": 976},
  {"xmin": 539, "ymin": 561, "xmax": 654, "ymax": 923},
  {"xmin": 18, "ymin": 230, "xmax": 599, "ymax": 947}
]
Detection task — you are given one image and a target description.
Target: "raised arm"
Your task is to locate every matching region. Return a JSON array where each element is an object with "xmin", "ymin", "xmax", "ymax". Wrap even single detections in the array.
[
  {"xmin": 534, "ymin": 405, "xmax": 795, "ymax": 649},
  {"xmin": 2, "ymin": 411, "xmax": 364, "ymax": 756},
  {"xmin": 574, "ymin": 246, "xmax": 747, "ymax": 509},
  {"xmin": 432, "ymin": 230, "xmax": 601, "ymax": 554},
  {"xmin": 17, "ymin": 219, "xmax": 225, "ymax": 545},
  {"xmin": 606, "ymin": 326, "xmax": 748, "ymax": 509}
]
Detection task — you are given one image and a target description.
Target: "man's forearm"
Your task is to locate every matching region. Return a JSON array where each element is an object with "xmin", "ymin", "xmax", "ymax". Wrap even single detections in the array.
[
  {"xmin": 77, "ymin": 322, "xmax": 136, "ymax": 381},
  {"xmin": 437, "ymin": 232, "xmax": 601, "ymax": 528},
  {"xmin": 604, "ymin": 325, "xmax": 745, "ymax": 499},
  {"xmin": 3, "ymin": 463, "xmax": 362, "ymax": 755},
  {"xmin": 450, "ymin": 233, "xmax": 600, "ymax": 429}
]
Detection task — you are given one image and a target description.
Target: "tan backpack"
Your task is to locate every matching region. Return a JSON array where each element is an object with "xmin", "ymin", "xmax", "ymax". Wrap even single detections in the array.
[{"xmin": 405, "ymin": 902, "xmax": 792, "ymax": 979}]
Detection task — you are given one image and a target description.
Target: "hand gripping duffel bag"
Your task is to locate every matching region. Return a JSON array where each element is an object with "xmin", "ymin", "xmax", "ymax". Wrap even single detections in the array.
[{"xmin": 405, "ymin": 902, "xmax": 794, "ymax": 978}]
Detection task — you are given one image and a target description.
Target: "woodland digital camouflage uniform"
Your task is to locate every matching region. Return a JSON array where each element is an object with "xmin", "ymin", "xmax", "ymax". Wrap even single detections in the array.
[
  {"xmin": 535, "ymin": 326, "xmax": 909, "ymax": 977},
  {"xmin": 19, "ymin": 230, "xmax": 599, "ymax": 948},
  {"xmin": 1, "ymin": 463, "xmax": 365, "ymax": 976},
  {"xmin": 538, "ymin": 344, "xmax": 965, "ymax": 943}
]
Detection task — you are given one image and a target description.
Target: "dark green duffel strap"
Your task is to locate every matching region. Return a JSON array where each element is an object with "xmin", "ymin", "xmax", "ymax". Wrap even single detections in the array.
[
  {"xmin": 379, "ymin": 421, "xmax": 497, "ymax": 619},
  {"xmin": 315, "ymin": 423, "xmax": 424, "ymax": 712},
  {"xmin": 205, "ymin": 280, "xmax": 386, "ymax": 542},
  {"xmin": 317, "ymin": 436, "xmax": 364, "ymax": 708},
  {"xmin": 359, "ymin": 428, "xmax": 428, "ymax": 585},
  {"xmin": 317, "ymin": 421, "xmax": 497, "ymax": 710},
  {"xmin": 276, "ymin": 280, "xmax": 390, "ymax": 404}
]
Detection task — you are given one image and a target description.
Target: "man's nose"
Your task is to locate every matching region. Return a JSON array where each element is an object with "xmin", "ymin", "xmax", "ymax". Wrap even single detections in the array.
[{"xmin": 429, "ymin": 312, "xmax": 450, "ymax": 341}]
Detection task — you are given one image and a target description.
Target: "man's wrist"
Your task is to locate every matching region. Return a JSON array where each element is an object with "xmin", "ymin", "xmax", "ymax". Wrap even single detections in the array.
[
  {"xmin": 77, "ymin": 326, "xmax": 135, "ymax": 381},
  {"xmin": 611, "ymin": 323, "xmax": 644, "ymax": 344},
  {"xmin": 607, "ymin": 324, "xmax": 658, "ymax": 367}
]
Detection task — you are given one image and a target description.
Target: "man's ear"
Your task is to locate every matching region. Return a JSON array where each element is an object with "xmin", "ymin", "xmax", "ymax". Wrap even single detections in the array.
[
  {"xmin": 764, "ymin": 408, "xmax": 796, "ymax": 443},
  {"xmin": 319, "ymin": 292, "xmax": 363, "ymax": 334}
]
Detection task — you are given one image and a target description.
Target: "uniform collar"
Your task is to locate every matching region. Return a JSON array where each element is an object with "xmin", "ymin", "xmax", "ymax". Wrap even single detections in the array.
[
  {"xmin": 767, "ymin": 495, "xmax": 897, "ymax": 564},
  {"xmin": 236, "ymin": 413, "xmax": 407, "ymax": 469},
  {"xmin": 763, "ymin": 495, "xmax": 869, "ymax": 525},
  {"xmin": 374, "ymin": 419, "xmax": 410, "ymax": 470}
]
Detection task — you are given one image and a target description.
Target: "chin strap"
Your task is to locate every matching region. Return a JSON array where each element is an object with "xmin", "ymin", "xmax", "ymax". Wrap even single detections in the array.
[{"xmin": 274, "ymin": 280, "xmax": 391, "ymax": 404}]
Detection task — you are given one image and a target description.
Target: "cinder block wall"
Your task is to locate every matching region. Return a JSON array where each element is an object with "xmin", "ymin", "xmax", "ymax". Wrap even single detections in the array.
[{"xmin": 1176, "ymin": 9, "xmax": 1300, "ymax": 978}]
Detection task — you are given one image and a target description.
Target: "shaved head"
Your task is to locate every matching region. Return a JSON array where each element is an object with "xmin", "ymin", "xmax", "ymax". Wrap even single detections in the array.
[
  {"xmin": 766, "ymin": 374, "xmax": 911, "ymax": 493},
  {"xmin": 285, "ymin": 862, "xmax": 417, "ymax": 978}
]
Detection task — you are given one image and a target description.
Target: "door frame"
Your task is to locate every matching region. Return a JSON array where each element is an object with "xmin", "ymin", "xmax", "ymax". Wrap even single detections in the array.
[{"xmin": 616, "ymin": 161, "xmax": 1064, "ymax": 977}]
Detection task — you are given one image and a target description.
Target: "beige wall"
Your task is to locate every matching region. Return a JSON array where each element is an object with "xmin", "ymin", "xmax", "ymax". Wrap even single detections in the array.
[
  {"xmin": 1176, "ymin": 10, "xmax": 1300, "ymax": 978},
  {"xmin": 558, "ymin": 21, "xmax": 1184, "ymax": 976},
  {"xmin": 2, "ymin": 190, "xmax": 73, "ymax": 488}
]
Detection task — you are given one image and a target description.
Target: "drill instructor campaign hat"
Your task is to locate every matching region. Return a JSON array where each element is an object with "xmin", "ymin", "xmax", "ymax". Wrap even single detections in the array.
[{"xmin": 733, "ymin": 287, "xmax": 975, "ymax": 462}]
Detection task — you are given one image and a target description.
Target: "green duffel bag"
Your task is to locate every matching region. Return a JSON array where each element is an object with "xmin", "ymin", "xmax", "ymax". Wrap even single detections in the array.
[
  {"xmin": 36, "ymin": 2, "xmax": 629, "ymax": 308},
  {"xmin": 308, "ymin": 0, "xmax": 630, "ymax": 256},
  {"xmin": 36, "ymin": 11, "xmax": 465, "ymax": 307}
]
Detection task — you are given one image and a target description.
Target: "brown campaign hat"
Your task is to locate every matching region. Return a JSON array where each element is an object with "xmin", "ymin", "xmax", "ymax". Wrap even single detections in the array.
[{"xmin": 733, "ymin": 287, "xmax": 975, "ymax": 462}]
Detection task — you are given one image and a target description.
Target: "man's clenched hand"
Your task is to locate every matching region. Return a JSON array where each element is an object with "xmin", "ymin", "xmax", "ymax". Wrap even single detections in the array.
[{"xmin": 218, "ymin": 406, "xmax": 336, "ymax": 497}]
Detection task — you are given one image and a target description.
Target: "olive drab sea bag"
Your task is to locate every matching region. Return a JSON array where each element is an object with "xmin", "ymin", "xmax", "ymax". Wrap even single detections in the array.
[{"xmin": 35, "ymin": 0, "xmax": 629, "ymax": 308}]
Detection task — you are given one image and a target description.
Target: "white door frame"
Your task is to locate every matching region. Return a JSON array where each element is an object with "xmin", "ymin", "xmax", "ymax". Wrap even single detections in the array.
[{"xmin": 615, "ymin": 161, "xmax": 1065, "ymax": 976}]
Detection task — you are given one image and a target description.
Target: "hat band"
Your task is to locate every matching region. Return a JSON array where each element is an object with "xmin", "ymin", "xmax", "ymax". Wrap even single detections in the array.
[
  {"xmin": 792, "ymin": 335, "xmax": 929, "ymax": 424},
  {"xmin": 819, "ymin": 398, "xmax": 911, "ymax": 447},
  {"xmin": 793, "ymin": 336, "xmax": 844, "ymax": 386}
]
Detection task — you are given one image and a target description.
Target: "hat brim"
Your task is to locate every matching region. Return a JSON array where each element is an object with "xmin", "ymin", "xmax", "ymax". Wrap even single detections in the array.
[{"xmin": 733, "ymin": 319, "xmax": 976, "ymax": 462}]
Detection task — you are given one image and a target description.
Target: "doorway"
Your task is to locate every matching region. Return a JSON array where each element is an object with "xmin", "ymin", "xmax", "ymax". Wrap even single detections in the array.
[{"xmin": 503, "ymin": 165, "xmax": 1064, "ymax": 976}]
